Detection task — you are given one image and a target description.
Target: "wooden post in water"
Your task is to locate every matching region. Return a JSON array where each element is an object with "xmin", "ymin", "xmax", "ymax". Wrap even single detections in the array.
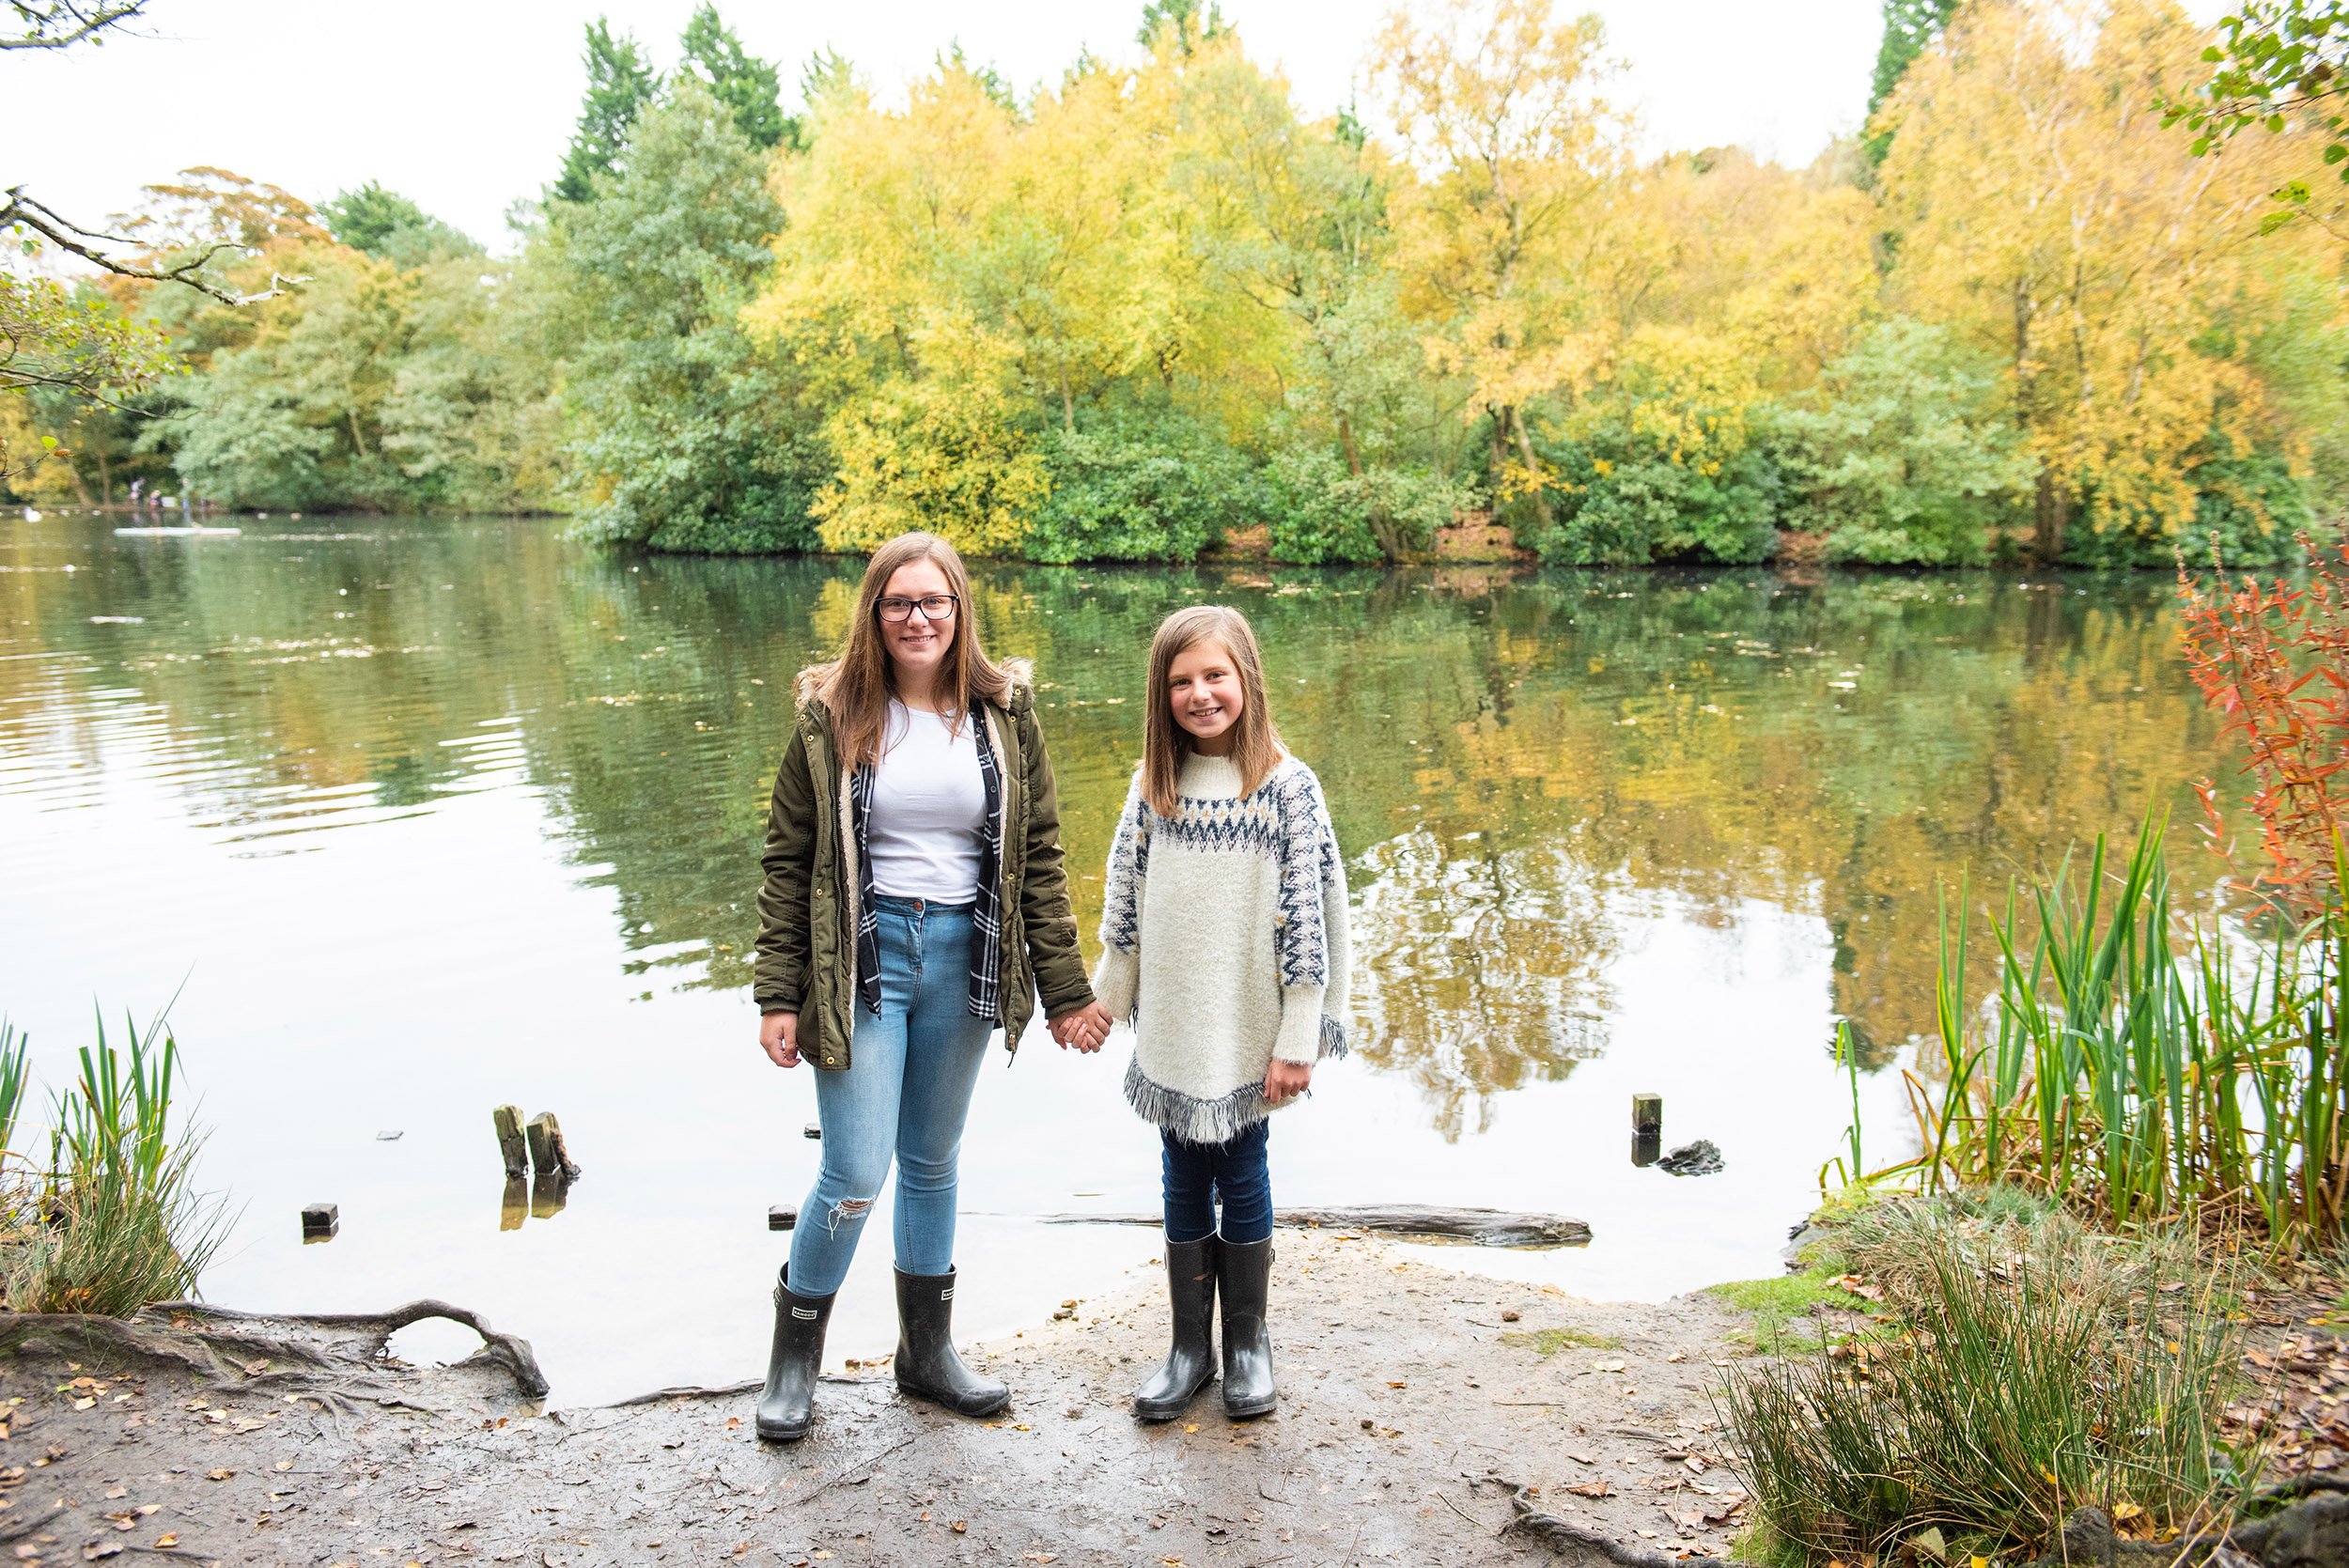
[
  {"xmin": 492, "ymin": 1105, "xmax": 528, "ymax": 1179},
  {"xmin": 1632, "ymin": 1093, "xmax": 1662, "ymax": 1140},
  {"xmin": 526, "ymin": 1112, "xmax": 581, "ymax": 1181},
  {"xmin": 1631, "ymin": 1092, "xmax": 1663, "ymax": 1168}
]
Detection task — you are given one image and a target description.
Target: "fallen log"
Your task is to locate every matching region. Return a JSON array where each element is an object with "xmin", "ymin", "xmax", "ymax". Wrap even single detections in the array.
[{"xmin": 1043, "ymin": 1204, "xmax": 1590, "ymax": 1249}]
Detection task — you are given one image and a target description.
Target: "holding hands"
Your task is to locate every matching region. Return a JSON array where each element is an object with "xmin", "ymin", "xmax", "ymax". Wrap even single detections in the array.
[{"xmin": 1049, "ymin": 1001, "xmax": 1115, "ymax": 1053}]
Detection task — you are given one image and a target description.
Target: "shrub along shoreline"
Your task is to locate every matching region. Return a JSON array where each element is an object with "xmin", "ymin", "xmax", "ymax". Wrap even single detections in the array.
[{"xmin": 8, "ymin": 3, "xmax": 2341, "ymax": 571}]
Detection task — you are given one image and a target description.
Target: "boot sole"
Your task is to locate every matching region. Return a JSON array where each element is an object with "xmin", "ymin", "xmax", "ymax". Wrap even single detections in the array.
[
  {"xmin": 754, "ymin": 1417, "xmax": 812, "ymax": 1443},
  {"xmin": 897, "ymin": 1380, "xmax": 1010, "ymax": 1419},
  {"xmin": 1223, "ymin": 1391, "xmax": 1277, "ymax": 1421}
]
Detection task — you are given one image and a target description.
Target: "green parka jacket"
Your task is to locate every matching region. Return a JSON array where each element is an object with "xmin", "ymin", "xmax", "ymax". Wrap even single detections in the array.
[{"xmin": 752, "ymin": 665, "xmax": 1095, "ymax": 1070}]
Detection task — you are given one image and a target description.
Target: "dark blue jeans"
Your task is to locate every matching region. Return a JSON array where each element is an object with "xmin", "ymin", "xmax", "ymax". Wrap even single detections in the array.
[{"xmin": 1161, "ymin": 1119, "xmax": 1272, "ymax": 1245}]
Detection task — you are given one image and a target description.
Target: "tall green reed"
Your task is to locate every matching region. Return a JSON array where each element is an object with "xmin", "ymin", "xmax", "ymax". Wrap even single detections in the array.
[
  {"xmin": 1904, "ymin": 813, "xmax": 2349, "ymax": 1248},
  {"xmin": 0, "ymin": 1011, "xmax": 226, "ymax": 1315},
  {"xmin": 0, "ymin": 1020, "xmax": 28, "ymax": 1161}
]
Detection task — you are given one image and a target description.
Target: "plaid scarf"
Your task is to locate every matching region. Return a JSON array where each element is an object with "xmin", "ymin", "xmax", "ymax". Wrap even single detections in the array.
[{"xmin": 850, "ymin": 704, "xmax": 1005, "ymax": 1023}]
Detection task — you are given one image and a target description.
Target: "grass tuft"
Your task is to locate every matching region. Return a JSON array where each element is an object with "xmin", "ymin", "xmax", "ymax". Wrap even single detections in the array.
[
  {"xmin": 1719, "ymin": 1194, "xmax": 2244, "ymax": 1565},
  {"xmin": 1708, "ymin": 1269, "xmax": 1875, "ymax": 1352}
]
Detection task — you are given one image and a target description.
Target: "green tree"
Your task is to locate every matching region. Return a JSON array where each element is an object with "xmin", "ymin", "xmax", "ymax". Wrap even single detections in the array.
[
  {"xmin": 552, "ymin": 18, "xmax": 658, "ymax": 203},
  {"xmin": 678, "ymin": 3, "xmax": 789, "ymax": 150},
  {"xmin": 1769, "ymin": 318, "xmax": 2032, "ymax": 564},
  {"xmin": 540, "ymin": 76, "xmax": 819, "ymax": 551},
  {"xmin": 319, "ymin": 182, "xmax": 479, "ymax": 267}
]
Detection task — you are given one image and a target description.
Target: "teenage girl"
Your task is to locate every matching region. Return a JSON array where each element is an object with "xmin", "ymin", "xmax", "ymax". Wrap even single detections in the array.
[
  {"xmin": 1091, "ymin": 604, "xmax": 1351, "ymax": 1421},
  {"xmin": 751, "ymin": 531, "xmax": 1112, "ymax": 1443}
]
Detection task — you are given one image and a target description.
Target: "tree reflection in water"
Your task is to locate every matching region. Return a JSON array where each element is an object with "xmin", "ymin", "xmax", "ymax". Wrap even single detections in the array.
[{"xmin": 0, "ymin": 515, "xmax": 2227, "ymax": 1141}]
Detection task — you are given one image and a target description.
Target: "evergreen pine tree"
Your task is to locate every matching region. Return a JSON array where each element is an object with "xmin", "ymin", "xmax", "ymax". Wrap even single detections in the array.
[
  {"xmin": 678, "ymin": 4, "xmax": 788, "ymax": 151},
  {"xmin": 553, "ymin": 19, "xmax": 657, "ymax": 203}
]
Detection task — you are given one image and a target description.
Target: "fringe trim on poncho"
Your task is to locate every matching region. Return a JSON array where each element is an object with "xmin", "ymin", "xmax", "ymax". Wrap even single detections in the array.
[{"xmin": 1125, "ymin": 1016, "xmax": 1351, "ymax": 1145}]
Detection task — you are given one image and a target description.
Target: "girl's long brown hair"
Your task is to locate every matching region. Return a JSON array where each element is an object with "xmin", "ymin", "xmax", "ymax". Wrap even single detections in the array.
[
  {"xmin": 1142, "ymin": 605, "xmax": 1283, "ymax": 816},
  {"xmin": 803, "ymin": 532, "xmax": 1012, "ymax": 769}
]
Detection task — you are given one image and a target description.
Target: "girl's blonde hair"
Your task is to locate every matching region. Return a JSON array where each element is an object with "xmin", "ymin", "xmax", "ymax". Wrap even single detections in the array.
[
  {"xmin": 1142, "ymin": 604, "xmax": 1283, "ymax": 816},
  {"xmin": 802, "ymin": 532, "xmax": 1012, "ymax": 769}
]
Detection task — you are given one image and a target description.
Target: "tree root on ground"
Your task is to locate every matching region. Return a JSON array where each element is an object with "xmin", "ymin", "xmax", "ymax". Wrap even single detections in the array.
[
  {"xmin": 1470, "ymin": 1474, "xmax": 1682, "ymax": 1568},
  {"xmin": 0, "ymin": 1297, "xmax": 549, "ymax": 1404}
]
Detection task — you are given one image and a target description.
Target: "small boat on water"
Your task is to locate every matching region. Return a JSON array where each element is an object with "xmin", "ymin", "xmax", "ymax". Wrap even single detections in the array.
[{"xmin": 113, "ymin": 525, "xmax": 242, "ymax": 537}]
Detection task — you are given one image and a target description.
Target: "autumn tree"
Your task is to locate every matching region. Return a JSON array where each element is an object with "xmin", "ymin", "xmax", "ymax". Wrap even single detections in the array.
[
  {"xmin": 2167, "ymin": 0, "xmax": 2349, "ymax": 231},
  {"xmin": 1877, "ymin": 0, "xmax": 2344, "ymax": 563},
  {"xmin": 1865, "ymin": 0, "xmax": 1961, "ymax": 162},
  {"xmin": 1374, "ymin": 0, "xmax": 1633, "ymax": 535}
]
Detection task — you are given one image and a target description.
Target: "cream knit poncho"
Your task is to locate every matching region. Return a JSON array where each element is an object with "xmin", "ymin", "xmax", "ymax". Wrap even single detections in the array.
[{"xmin": 1090, "ymin": 752, "xmax": 1351, "ymax": 1143}]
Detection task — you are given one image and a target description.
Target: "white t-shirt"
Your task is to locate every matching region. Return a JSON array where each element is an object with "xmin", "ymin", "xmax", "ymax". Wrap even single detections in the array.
[{"xmin": 867, "ymin": 700, "xmax": 987, "ymax": 903}]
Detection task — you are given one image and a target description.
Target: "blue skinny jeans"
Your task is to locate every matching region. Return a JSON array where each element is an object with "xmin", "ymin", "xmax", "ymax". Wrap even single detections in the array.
[
  {"xmin": 1161, "ymin": 1119, "xmax": 1273, "ymax": 1246},
  {"xmin": 786, "ymin": 897, "xmax": 994, "ymax": 1296}
]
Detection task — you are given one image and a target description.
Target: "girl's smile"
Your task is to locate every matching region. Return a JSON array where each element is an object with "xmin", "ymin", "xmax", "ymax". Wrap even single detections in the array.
[{"xmin": 1167, "ymin": 640, "xmax": 1245, "ymax": 754}]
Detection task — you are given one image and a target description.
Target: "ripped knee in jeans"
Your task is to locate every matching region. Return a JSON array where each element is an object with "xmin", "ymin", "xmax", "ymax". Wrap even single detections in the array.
[{"xmin": 821, "ymin": 1194, "xmax": 876, "ymax": 1234}]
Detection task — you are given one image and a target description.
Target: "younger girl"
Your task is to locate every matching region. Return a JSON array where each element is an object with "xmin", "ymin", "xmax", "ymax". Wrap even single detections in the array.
[{"xmin": 1091, "ymin": 605, "xmax": 1350, "ymax": 1421}]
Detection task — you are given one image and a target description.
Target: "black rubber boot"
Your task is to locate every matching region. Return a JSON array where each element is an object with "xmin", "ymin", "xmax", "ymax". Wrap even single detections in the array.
[
  {"xmin": 893, "ymin": 1267, "xmax": 1009, "ymax": 1417},
  {"xmin": 1132, "ymin": 1234, "xmax": 1218, "ymax": 1421},
  {"xmin": 754, "ymin": 1268, "xmax": 833, "ymax": 1443},
  {"xmin": 1217, "ymin": 1234, "xmax": 1277, "ymax": 1420}
]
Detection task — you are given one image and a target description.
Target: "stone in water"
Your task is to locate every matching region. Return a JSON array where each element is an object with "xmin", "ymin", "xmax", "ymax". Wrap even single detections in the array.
[{"xmin": 1657, "ymin": 1140, "xmax": 1723, "ymax": 1177}]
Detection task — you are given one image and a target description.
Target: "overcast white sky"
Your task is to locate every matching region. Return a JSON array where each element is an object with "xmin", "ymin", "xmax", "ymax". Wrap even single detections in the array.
[{"xmin": 0, "ymin": 1, "xmax": 1993, "ymax": 252}]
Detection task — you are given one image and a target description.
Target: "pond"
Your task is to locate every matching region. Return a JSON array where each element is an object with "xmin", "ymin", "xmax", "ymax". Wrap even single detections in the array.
[{"xmin": 0, "ymin": 513, "xmax": 2219, "ymax": 1402}]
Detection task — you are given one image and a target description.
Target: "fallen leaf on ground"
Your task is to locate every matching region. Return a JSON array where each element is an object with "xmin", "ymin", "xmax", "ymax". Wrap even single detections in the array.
[{"xmin": 1566, "ymin": 1481, "xmax": 1614, "ymax": 1498}]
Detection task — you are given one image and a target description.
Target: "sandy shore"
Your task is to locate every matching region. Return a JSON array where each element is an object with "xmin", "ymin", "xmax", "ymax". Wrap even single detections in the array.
[{"xmin": 0, "ymin": 1230, "xmax": 1756, "ymax": 1566}]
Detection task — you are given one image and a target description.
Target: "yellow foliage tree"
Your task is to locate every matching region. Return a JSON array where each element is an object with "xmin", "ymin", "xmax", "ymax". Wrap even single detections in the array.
[
  {"xmin": 1878, "ymin": 0, "xmax": 2345, "ymax": 560},
  {"xmin": 1375, "ymin": 0, "xmax": 1634, "ymax": 526},
  {"xmin": 812, "ymin": 310, "xmax": 1047, "ymax": 553}
]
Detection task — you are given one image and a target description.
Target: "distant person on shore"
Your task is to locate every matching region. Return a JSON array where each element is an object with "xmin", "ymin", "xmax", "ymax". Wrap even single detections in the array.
[
  {"xmin": 749, "ymin": 531, "xmax": 1113, "ymax": 1444},
  {"xmin": 1092, "ymin": 605, "xmax": 1352, "ymax": 1421}
]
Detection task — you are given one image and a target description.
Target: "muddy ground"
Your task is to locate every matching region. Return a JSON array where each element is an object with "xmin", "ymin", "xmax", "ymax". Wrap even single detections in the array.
[{"xmin": 0, "ymin": 1231, "xmax": 1760, "ymax": 1567}]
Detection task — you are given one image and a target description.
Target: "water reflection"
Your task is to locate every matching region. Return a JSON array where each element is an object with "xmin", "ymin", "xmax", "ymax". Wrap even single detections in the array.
[
  {"xmin": 0, "ymin": 514, "xmax": 2228, "ymax": 1397},
  {"xmin": 0, "ymin": 519, "xmax": 2221, "ymax": 1096}
]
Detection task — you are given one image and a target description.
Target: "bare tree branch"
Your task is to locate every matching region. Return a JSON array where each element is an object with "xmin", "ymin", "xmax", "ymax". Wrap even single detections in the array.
[
  {"xmin": 2, "ymin": 187, "xmax": 301, "ymax": 304},
  {"xmin": 2, "ymin": 0, "xmax": 152, "ymax": 51}
]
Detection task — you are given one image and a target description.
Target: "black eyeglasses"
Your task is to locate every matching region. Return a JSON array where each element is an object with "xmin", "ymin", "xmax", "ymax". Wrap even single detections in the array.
[{"xmin": 877, "ymin": 594, "xmax": 958, "ymax": 624}]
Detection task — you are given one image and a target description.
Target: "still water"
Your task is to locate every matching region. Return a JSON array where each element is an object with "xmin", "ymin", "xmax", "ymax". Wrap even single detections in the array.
[{"xmin": 0, "ymin": 515, "xmax": 2218, "ymax": 1402}]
